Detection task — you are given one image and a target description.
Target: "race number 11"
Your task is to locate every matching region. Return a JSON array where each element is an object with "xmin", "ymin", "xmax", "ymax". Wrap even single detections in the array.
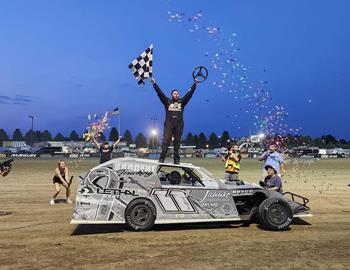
[{"xmin": 152, "ymin": 190, "xmax": 196, "ymax": 213}]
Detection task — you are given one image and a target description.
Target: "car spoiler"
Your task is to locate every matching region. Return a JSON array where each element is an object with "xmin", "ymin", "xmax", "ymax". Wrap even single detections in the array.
[{"xmin": 283, "ymin": 192, "xmax": 312, "ymax": 217}]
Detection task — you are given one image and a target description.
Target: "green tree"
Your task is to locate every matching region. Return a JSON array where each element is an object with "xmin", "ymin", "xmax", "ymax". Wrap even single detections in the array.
[
  {"xmin": 220, "ymin": 131, "xmax": 230, "ymax": 147},
  {"xmin": 54, "ymin": 133, "xmax": 66, "ymax": 141},
  {"xmin": 25, "ymin": 129, "xmax": 39, "ymax": 145},
  {"xmin": 197, "ymin": 132, "xmax": 207, "ymax": 149},
  {"xmin": 184, "ymin": 132, "xmax": 195, "ymax": 146},
  {"xmin": 109, "ymin": 127, "xmax": 119, "ymax": 141},
  {"xmin": 41, "ymin": 130, "xmax": 52, "ymax": 141},
  {"xmin": 12, "ymin": 128, "xmax": 24, "ymax": 141},
  {"xmin": 322, "ymin": 134, "xmax": 338, "ymax": 145},
  {"xmin": 35, "ymin": 131, "xmax": 41, "ymax": 141},
  {"xmin": 0, "ymin": 129, "xmax": 10, "ymax": 141},
  {"xmin": 193, "ymin": 134, "xmax": 199, "ymax": 148},
  {"xmin": 124, "ymin": 129, "xmax": 134, "ymax": 146},
  {"xmin": 69, "ymin": 130, "xmax": 80, "ymax": 141},
  {"xmin": 208, "ymin": 132, "xmax": 220, "ymax": 149},
  {"xmin": 135, "ymin": 133, "xmax": 147, "ymax": 148},
  {"xmin": 302, "ymin": 136, "xmax": 313, "ymax": 146},
  {"xmin": 314, "ymin": 137, "xmax": 325, "ymax": 148}
]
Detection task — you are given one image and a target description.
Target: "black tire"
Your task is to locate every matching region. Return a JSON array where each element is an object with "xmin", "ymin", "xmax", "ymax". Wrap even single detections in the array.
[
  {"xmin": 249, "ymin": 206, "xmax": 260, "ymax": 224},
  {"xmin": 258, "ymin": 197, "xmax": 293, "ymax": 231},
  {"xmin": 125, "ymin": 199, "xmax": 157, "ymax": 231}
]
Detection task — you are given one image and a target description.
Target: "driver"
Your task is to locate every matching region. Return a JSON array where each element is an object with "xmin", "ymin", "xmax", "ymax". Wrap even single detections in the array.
[
  {"xmin": 261, "ymin": 165, "xmax": 283, "ymax": 194},
  {"xmin": 151, "ymin": 77, "xmax": 199, "ymax": 164}
]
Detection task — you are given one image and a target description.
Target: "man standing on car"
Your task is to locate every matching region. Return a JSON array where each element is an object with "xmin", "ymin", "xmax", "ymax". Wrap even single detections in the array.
[
  {"xmin": 151, "ymin": 77, "xmax": 199, "ymax": 164},
  {"xmin": 259, "ymin": 142, "xmax": 285, "ymax": 177},
  {"xmin": 93, "ymin": 135, "xmax": 121, "ymax": 164}
]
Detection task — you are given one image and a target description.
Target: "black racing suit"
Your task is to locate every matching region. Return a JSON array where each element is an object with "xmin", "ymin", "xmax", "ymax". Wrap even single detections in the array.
[{"xmin": 153, "ymin": 82, "xmax": 197, "ymax": 163}]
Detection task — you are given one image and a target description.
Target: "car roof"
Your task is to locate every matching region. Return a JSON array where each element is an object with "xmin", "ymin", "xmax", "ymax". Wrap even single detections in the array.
[{"xmin": 96, "ymin": 157, "xmax": 201, "ymax": 170}]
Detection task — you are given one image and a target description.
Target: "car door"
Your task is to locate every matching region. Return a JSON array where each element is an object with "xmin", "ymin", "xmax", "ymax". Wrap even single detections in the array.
[{"xmin": 153, "ymin": 165, "xmax": 239, "ymax": 222}]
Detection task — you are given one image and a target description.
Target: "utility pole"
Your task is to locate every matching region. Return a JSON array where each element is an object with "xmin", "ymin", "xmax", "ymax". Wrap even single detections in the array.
[
  {"xmin": 150, "ymin": 115, "xmax": 158, "ymax": 153},
  {"xmin": 28, "ymin": 115, "xmax": 35, "ymax": 146},
  {"xmin": 118, "ymin": 109, "xmax": 121, "ymax": 138}
]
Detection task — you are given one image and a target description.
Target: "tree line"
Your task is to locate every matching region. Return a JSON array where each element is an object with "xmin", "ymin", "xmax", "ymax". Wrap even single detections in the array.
[{"xmin": 0, "ymin": 128, "xmax": 349, "ymax": 149}]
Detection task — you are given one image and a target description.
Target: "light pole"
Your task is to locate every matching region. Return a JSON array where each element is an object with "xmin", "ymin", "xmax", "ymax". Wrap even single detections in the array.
[
  {"xmin": 150, "ymin": 115, "xmax": 158, "ymax": 154},
  {"xmin": 151, "ymin": 129, "xmax": 158, "ymax": 155},
  {"xmin": 258, "ymin": 133, "xmax": 265, "ymax": 153},
  {"xmin": 28, "ymin": 115, "xmax": 35, "ymax": 146}
]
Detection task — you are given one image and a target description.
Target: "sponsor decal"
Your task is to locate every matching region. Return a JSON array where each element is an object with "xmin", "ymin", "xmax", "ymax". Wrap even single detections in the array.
[
  {"xmin": 231, "ymin": 189, "xmax": 255, "ymax": 195},
  {"xmin": 221, "ymin": 203, "xmax": 234, "ymax": 215},
  {"xmin": 96, "ymin": 188, "xmax": 138, "ymax": 197},
  {"xmin": 10, "ymin": 153, "xmax": 37, "ymax": 158},
  {"xmin": 200, "ymin": 191, "xmax": 231, "ymax": 202},
  {"xmin": 202, "ymin": 202, "xmax": 218, "ymax": 212},
  {"xmin": 79, "ymin": 186, "xmax": 94, "ymax": 197},
  {"xmin": 114, "ymin": 163, "xmax": 156, "ymax": 174},
  {"xmin": 116, "ymin": 169, "xmax": 153, "ymax": 178},
  {"xmin": 168, "ymin": 102, "xmax": 182, "ymax": 112}
]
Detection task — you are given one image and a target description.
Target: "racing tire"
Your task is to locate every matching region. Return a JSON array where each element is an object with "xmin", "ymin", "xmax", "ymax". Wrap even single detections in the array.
[
  {"xmin": 258, "ymin": 197, "xmax": 293, "ymax": 231},
  {"xmin": 249, "ymin": 206, "xmax": 260, "ymax": 224},
  {"xmin": 125, "ymin": 199, "xmax": 157, "ymax": 231}
]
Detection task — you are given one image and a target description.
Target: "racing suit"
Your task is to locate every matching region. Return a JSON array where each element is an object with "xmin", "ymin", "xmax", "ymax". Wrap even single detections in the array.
[{"xmin": 153, "ymin": 82, "xmax": 197, "ymax": 163}]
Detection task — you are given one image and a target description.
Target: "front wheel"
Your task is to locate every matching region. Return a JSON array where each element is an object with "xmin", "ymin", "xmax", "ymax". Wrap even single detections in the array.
[
  {"xmin": 258, "ymin": 197, "xmax": 293, "ymax": 231},
  {"xmin": 125, "ymin": 199, "xmax": 157, "ymax": 231}
]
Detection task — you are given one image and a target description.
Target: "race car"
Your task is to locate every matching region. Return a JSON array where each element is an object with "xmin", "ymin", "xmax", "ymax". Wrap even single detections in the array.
[{"xmin": 71, "ymin": 158, "xmax": 312, "ymax": 231}]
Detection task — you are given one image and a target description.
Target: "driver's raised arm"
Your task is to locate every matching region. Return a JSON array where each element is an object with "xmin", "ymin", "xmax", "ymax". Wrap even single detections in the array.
[
  {"xmin": 151, "ymin": 78, "xmax": 168, "ymax": 106},
  {"xmin": 182, "ymin": 81, "xmax": 197, "ymax": 107}
]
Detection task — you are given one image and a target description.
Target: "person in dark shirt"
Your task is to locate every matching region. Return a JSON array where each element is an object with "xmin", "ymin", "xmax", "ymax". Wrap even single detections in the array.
[
  {"xmin": 50, "ymin": 160, "xmax": 73, "ymax": 205},
  {"xmin": 151, "ymin": 77, "xmax": 199, "ymax": 164},
  {"xmin": 261, "ymin": 165, "xmax": 283, "ymax": 194},
  {"xmin": 93, "ymin": 136, "xmax": 121, "ymax": 164}
]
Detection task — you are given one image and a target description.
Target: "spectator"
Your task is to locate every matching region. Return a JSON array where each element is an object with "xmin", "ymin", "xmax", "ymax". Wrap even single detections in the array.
[
  {"xmin": 93, "ymin": 136, "xmax": 121, "ymax": 164},
  {"xmin": 259, "ymin": 143, "xmax": 285, "ymax": 177},
  {"xmin": 222, "ymin": 144, "xmax": 242, "ymax": 181},
  {"xmin": 50, "ymin": 160, "xmax": 73, "ymax": 205}
]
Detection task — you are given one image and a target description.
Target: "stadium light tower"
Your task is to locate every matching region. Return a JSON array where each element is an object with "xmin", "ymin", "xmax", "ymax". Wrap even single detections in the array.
[
  {"xmin": 151, "ymin": 129, "xmax": 157, "ymax": 136},
  {"xmin": 258, "ymin": 133, "xmax": 265, "ymax": 153},
  {"xmin": 150, "ymin": 128, "xmax": 158, "ymax": 154},
  {"xmin": 28, "ymin": 115, "xmax": 35, "ymax": 146}
]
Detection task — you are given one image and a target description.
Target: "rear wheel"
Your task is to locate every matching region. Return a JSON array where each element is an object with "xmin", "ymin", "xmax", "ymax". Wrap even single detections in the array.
[
  {"xmin": 125, "ymin": 199, "xmax": 157, "ymax": 231},
  {"xmin": 249, "ymin": 206, "xmax": 260, "ymax": 224},
  {"xmin": 258, "ymin": 197, "xmax": 293, "ymax": 231}
]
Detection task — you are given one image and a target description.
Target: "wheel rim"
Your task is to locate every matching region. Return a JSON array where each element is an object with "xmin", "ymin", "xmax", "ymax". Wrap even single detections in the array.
[
  {"xmin": 267, "ymin": 204, "xmax": 287, "ymax": 225},
  {"xmin": 130, "ymin": 205, "xmax": 152, "ymax": 226}
]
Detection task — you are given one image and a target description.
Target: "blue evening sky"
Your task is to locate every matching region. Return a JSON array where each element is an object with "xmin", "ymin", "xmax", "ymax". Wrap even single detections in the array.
[{"xmin": 0, "ymin": 0, "xmax": 349, "ymax": 139}]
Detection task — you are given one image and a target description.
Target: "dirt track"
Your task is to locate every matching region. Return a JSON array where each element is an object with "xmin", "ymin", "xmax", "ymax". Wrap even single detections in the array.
[{"xmin": 0, "ymin": 158, "xmax": 349, "ymax": 270}]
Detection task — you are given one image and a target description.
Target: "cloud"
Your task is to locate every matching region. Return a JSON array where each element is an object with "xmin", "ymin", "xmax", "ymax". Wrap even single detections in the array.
[{"xmin": 0, "ymin": 95, "xmax": 37, "ymax": 105}]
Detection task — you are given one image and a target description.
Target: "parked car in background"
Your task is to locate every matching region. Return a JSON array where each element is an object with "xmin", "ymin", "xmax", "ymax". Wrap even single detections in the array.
[{"xmin": 36, "ymin": 146, "xmax": 63, "ymax": 157}]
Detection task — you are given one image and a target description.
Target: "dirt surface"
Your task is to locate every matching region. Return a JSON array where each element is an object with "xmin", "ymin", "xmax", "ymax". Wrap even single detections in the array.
[{"xmin": 0, "ymin": 158, "xmax": 349, "ymax": 270}]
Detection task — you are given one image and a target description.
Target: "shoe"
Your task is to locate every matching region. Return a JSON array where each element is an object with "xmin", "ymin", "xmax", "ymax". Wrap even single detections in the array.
[
  {"xmin": 49, "ymin": 199, "xmax": 55, "ymax": 205},
  {"xmin": 174, "ymin": 160, "xmax": 180, "ymax": 165},
  {"xmin": 158, "ymin": 158, "xmax": 165, "ymax": 163},
  {"xmin": 66, "ymin": 198, "xmax": 73, "ymax": 204}
]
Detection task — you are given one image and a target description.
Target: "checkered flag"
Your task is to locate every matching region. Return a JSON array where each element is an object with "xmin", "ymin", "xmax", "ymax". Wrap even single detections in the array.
[{"xmin": 128, "ymin": 44, "xmax": 153, "ymax": 86}]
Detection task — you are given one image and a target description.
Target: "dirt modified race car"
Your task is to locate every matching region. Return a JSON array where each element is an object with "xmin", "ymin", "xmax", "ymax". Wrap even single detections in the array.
[{"xmin": 71, "ymin": 158, "xmax": 312, "ymax": 231}]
